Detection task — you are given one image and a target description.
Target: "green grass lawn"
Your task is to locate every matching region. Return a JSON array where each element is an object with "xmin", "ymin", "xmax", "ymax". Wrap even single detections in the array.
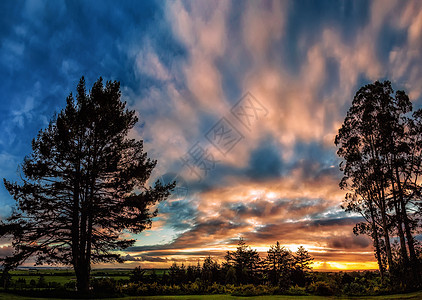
[{"xmin": 0, "ymin": 291, "xmax": 421, "ymax": 300}]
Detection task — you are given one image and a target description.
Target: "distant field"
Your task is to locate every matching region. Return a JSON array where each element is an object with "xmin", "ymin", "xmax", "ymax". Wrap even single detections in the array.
[
  {"xmin": 9, "ymin": 268, "xmax": 173, "ymax": 288},
  {"xmin": 0, "ymin": 291, "xmax": 422, "ymax": 300},
  {"xmin": 9, "ymin": 268, "xmax": 144, "ymax": 284}
]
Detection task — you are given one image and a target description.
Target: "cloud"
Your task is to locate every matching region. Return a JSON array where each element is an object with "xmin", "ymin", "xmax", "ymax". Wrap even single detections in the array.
[
  {"xmin": 135, "ymin": 42, "xmax": 171, "ymax": 82},
  {"xmin": 246, "ymin": 139, "xmax": 283, "ymax": 181},
  {"xmin": 387, "ymin": 1, "xmax": 422, "ymax": 99},
  {"xmin": 122, "ymin": 254, "xmax": 141, "ymax": 262},
  {"xmin": 242, "ymin": 1, "xmax": 287, "ymax": 61},
  {"xmin": 327, "ymin": 234, "xmax": 372, "ymax": 250},
  {"xmin": 166, "ymin": 0, "xmax": 231, "ymax": 115}
]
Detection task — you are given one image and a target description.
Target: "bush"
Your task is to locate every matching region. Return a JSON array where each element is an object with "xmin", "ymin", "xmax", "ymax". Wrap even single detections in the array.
[
  {"xmin": 91, "ymin": 277, "xmax": 120, "ymax": 295},
  {"xmin": 343, "ymin": 281, "xmax": 367, "ymax": 296},
  {"xmin": 29, "ymin": 279, "xmax": 36, "ymax": 287},
  {"xmin": 63, "ymin": 280, "xmax": 76, "ymax": 291},
  {"xmin": 308, "ymin": 281, "xmax": 334, "ymax": 296},
  {"xmin": 205, "ymin": 282, "xmax": 226, "ymax": 294},
  {"xmin": 286, "ymin": 285, "xmax": 308, "ymax": 296},
  {"xmin": 230, "ymin": 284, "xmax": 275, "ymax": 296}
]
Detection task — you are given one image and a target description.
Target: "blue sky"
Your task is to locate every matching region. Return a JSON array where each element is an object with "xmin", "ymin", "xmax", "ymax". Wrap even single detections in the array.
[{"xmin": 1, "ymin": 0, "xmax": 422, "ymax": 270}]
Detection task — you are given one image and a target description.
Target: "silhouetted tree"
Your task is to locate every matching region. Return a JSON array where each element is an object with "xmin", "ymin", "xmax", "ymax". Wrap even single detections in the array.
[
  {"xmin": 130, "ymin": 266, "xmax": 146, "ymax": 283},
  {"xmin": 161, "ymin": 270, "xmax": 169, "ymax": 285},
  {"xmin": 169, "ymin": 262, "xmax": 187, "ymax": 284},
  {"xmin": 149, "ymin": 269, "xmax": 158, "ymax": 283},
  {"xmin": 291, "ymin": 246, "xmax": 313, "ymax": 286},
  {"xmin": 0, "ymin": 77, "xmax": 174, "ymax": 293},
  {"xmin": 265, "ymin": 241, "xmax": 293, "ymax": 288},
  {"xmin": 335, "ymin": 80, "xmax": 421, "ymax": 287},
  {"xmin": 186, "ymin": 265, "xmax": 196, "ymax": 283},
  {"xmin": 225, "ymin": 266, "xmax": 236, "ymax": 284},
  {"xmin": 225, "ymin": 238, "xmax": 260, "ymax": 284},
  {"xmin": 0, "ymin": 270, "xmax": 11, "ymax": 289},
  {"xmin": 201, "ymin": 256, "xmax": 220, "ymax": 283}
]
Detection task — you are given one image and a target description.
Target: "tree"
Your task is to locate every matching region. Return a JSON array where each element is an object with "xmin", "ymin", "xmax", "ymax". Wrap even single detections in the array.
[
  {"xmin": 224, "ymin": 238, "xmax": 261, "ymax": 284},
  {"xmin": 130, "ymin": 266, "xmax": 145, "ymax": 283},
  {"xmin": 169, "ymin": 262, "xmax": 186, "ymax": 284},
  {"xmin": 294, "ymin": 246, "xmax": 313, "ymax": 271},
  {"xmin": 0, "ymin": 77, "xmax": 174, "ymax": 293},
  {"xmin": 265, "ymin": 241, "xmax": 293, "ymax": 288},
  {"xmin": 335, "ymin": 80, "xmax": 421, "ymax": 286},
  {"xmin": 201, "ymin": 256, "xmax": 220, "ymax": 283},
  {"xmin": 291, "ymin": 246, "xmax": 313, "ymax": 286}
]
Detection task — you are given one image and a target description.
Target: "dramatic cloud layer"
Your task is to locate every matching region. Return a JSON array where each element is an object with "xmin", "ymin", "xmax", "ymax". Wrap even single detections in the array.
[{"xmin": 1, "ymin": 0, "xmax": 422, "ymax": 270}]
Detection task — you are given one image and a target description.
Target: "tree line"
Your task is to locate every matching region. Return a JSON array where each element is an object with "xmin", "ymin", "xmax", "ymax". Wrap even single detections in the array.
[
  {"xmin": 335, "ymin": 80, "xmax": 422, "ymax": 289},
  {"xmin": 136, "ymin": 239, "xmax": 313, "ymax": 287}
]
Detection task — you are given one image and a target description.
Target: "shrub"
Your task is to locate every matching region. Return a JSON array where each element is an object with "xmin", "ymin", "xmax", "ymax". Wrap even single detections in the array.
[
  {"xmin": 343, "ymin": 281, "xmax": 368, "ymax": 296},
  {"xmin": 205, "ymin": 282, "xmax": 226, "ymax": 294},
  {"xmin": 286, "ymin": 285, "xmax": 308, "ymax": 295},
  {"xmin": 63, "ymin": 280, "xmax": 76, "ymax": 291},
  {"xmin": 308, "ymin": 281, "xmax": 334, "ymax": 296},
  {"xmin": 231, "ymin": 284, "xmax": 275, "ymax": 296},
  {"xmin": 91, "ymin": 277, "xmax": 120, "ymax": 295}
]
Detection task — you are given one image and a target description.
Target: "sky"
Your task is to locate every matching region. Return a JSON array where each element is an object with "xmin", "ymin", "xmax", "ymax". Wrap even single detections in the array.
[{"xmin": 1, "ymin": 0, "xmax": 422, "ymax": 271}]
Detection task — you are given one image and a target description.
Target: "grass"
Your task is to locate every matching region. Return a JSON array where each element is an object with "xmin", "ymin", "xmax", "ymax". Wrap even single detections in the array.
[{"xmin": 0, "ymin": 291, "xmax": 421, "ymax": 300}]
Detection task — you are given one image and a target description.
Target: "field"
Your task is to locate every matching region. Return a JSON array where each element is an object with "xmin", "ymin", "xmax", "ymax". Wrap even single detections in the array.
[
  {"xmin": 0, "ymin": 291, "xmax": 422, "ymax": 300},
  {"xmin": 9, "ymin": 268, "xmax": 137, "ymax": 285}
]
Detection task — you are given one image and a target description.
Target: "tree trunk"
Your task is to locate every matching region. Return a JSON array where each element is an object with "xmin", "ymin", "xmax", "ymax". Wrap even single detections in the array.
[
  {"xmin": 369, "ymin": 201, "xmax": 384, "ymax": 281},
  {"xmin": 75, "ymin": 262, "xmax": 90, "ymax": 294},
  {"xmin": 395, "ymin": 215, "xmax": 409, "ymax": 265},
  {"xmin": 401, "ymin": 200, "xmax": 419, "ymax": 282},
  {"xmin": 391, "ymin": 186, "xmax": 409, "ymax": 266},
  {"xmin": 376, "ymin": 181, "xmax": 394, "ymax": 270},
  {"xmin": 379, "ymin": 200, "xmax": 394, "ymax": 270},
  {"xmin": 394, "ymin": 164, "xmax": 419, "ymax": 280}
]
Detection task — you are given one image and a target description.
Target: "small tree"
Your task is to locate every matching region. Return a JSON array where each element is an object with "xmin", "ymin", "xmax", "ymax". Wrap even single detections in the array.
[
  {"xmin": 0, "ymin": 77, "xmax": 174, "ymax": 293},
  {"xmin": 169, "ymin": 262, "xmax": 186, "ymax": 284},
  {"xmin": 266, "ymin": 241, "xmax": 293, "ymax": 288},
  {"xmin": 202, "ymin": 256, "xmax": 220, "ymax": 283},
  {"xmin": 291, "ymin": 246, "xmax": 313, "ymax": 286},
  {"xmin": 294, "ymin": 246, "xmax": 313, "ymax": 271},
  {"xmin": 225, "ymin": 238, "xmax": 260, "ymax": 284},
  {"xmin": 130, "ymin": 266, "xmax": 145, "ymax": 283}
]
